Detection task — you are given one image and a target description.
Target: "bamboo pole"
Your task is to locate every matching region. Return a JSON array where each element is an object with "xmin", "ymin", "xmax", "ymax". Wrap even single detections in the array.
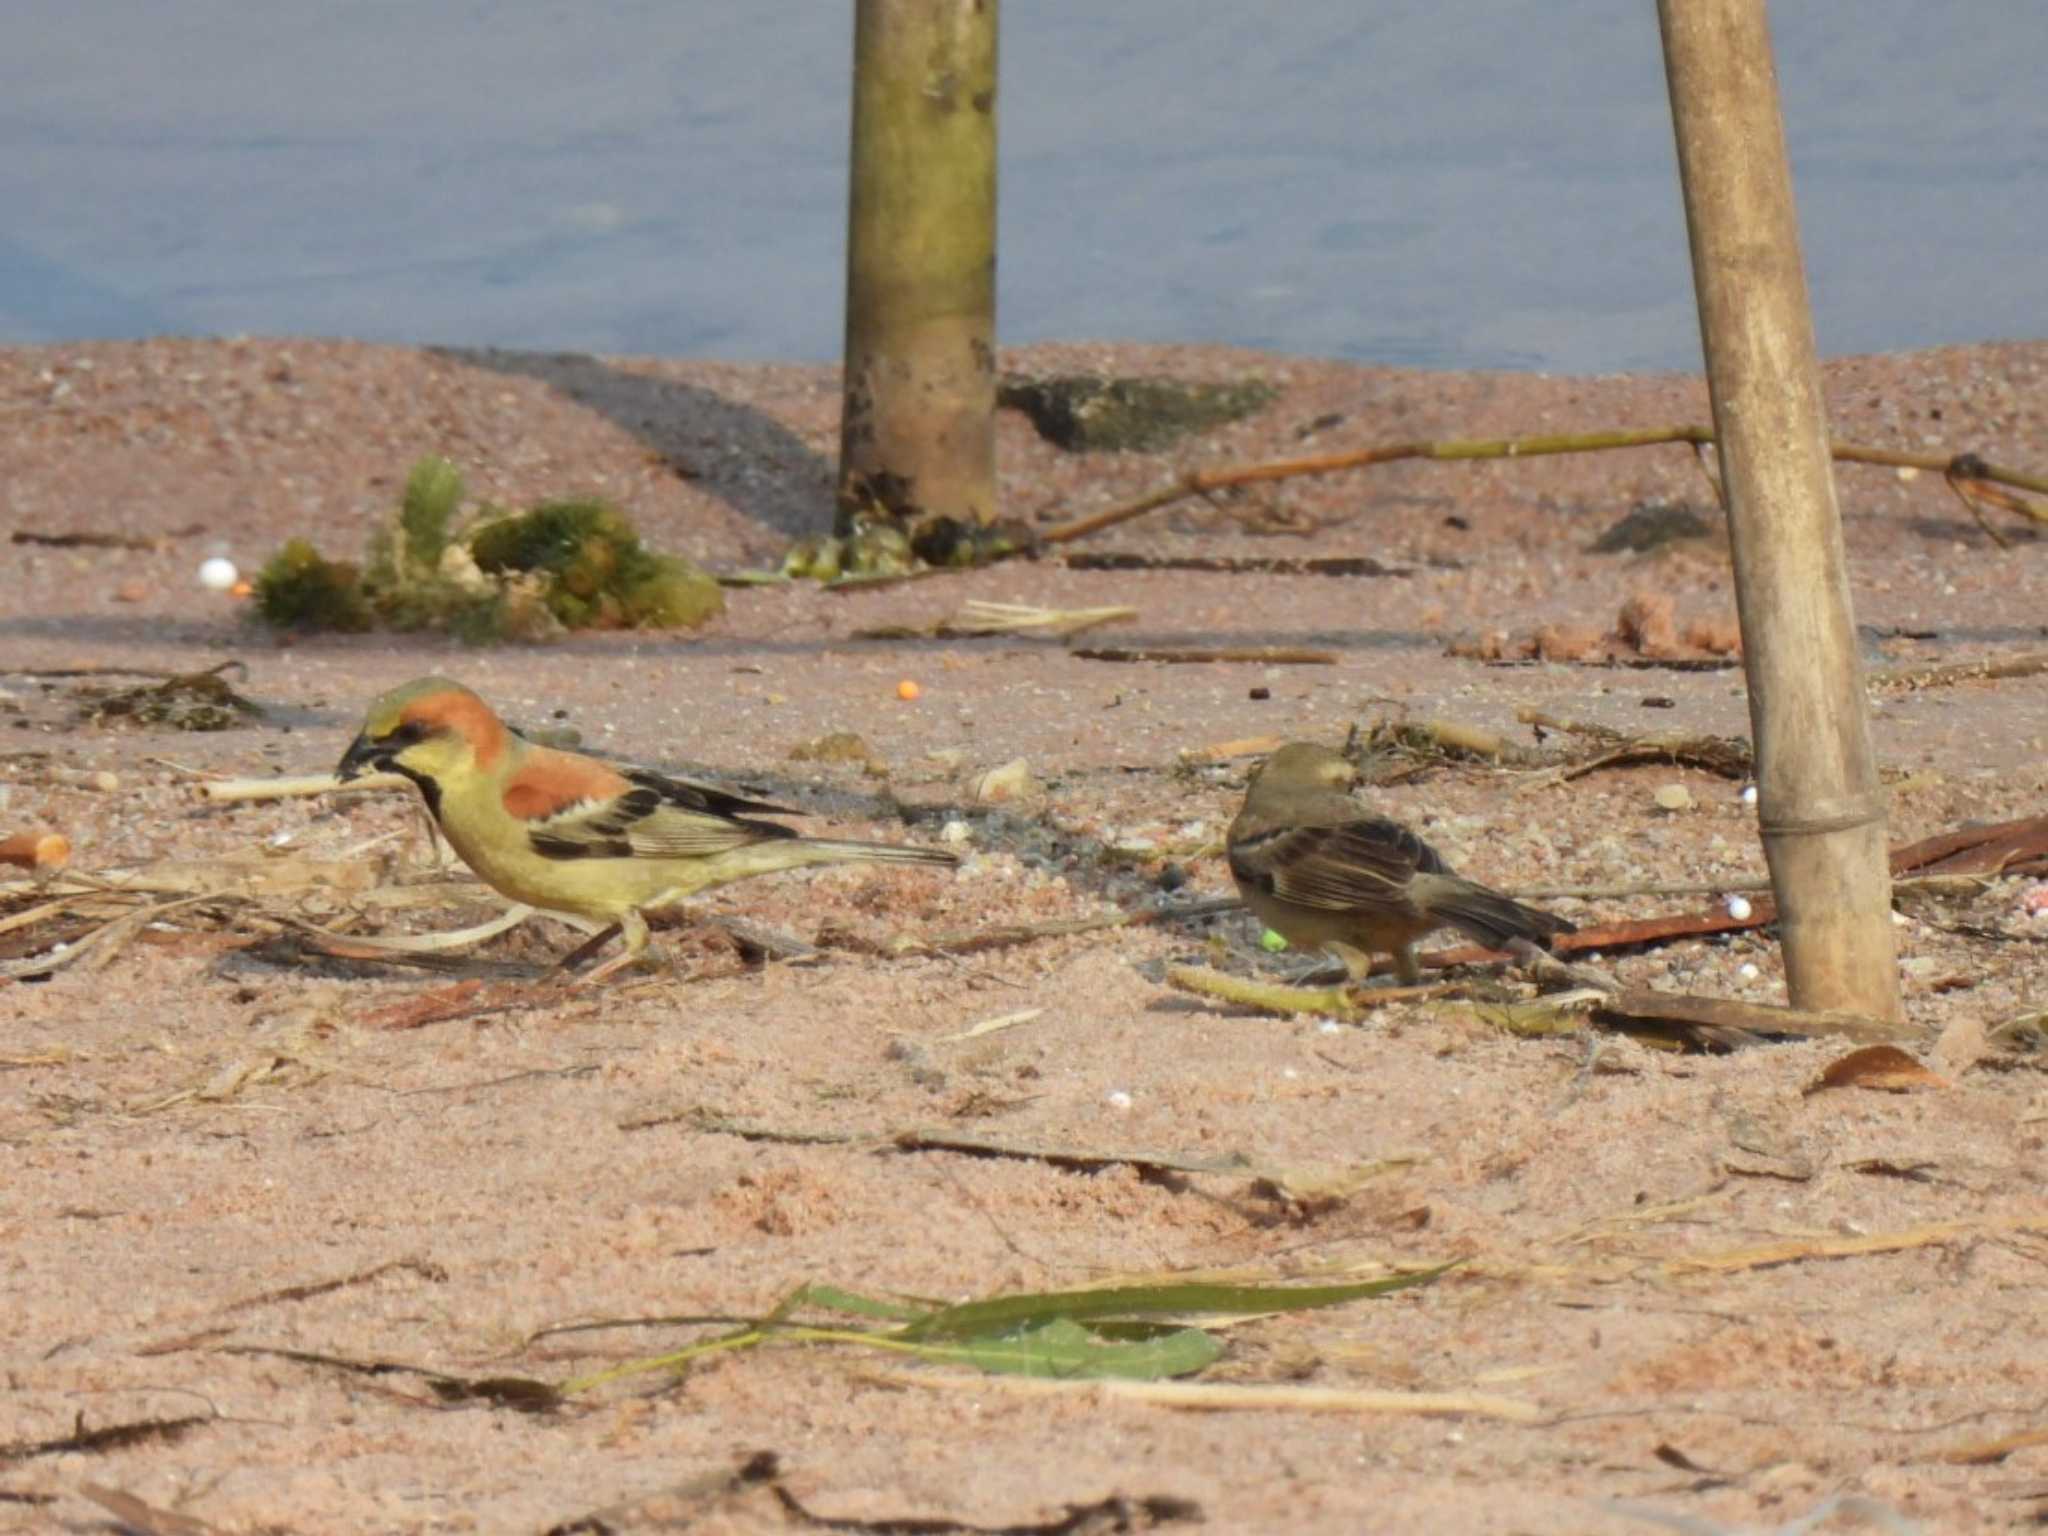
[
  {"xmin": 837, "ymin": 0, "xmax": 999, "ymax": 546},
  {"xmin": 1657, "ymin": 0, "xmax": 1900, "ymax": 1019}
]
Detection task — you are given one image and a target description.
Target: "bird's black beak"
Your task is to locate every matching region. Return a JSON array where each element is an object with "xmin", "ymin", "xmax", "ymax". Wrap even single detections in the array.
[{"xmin": 334, "ymin": 733, "xmax": 391, "ymax": 782}]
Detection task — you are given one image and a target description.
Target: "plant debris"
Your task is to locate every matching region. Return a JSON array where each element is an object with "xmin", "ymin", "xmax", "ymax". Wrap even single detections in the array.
[
  {"xmin": 1062, "ymin": 551, "xmax": 1413, "ymax": 577},
  {"xmin": 0, "ymin": 1412, "xmax": 212, "ymax": 1462},
  {"xmin": 222, "ymin": 1346, "xmax": 561, "ymax": 1413},
  {"xmin": 1806, "ymin": 1043, "xmax": 1953, "ymax": 1094},
  {"xmin": 559, "ymin": 1270, "xmax": 1446, "ymax": 1397},
  {"xmin": 999, "ymin": 373, "xmax": 1279, "ymax": 452},
  {"xmin": 10, "ymin": 525, "xmax": 204, "ymax": 551},
  {"xmin": 857, "ymin": 599, "xmax": 1138, "ymax": 641},
  {"xmin": 253, "ymin": 456, "xmax": 722, "ymax": 640},
  {"xmin": 544, "ymin": 1451, "xmax": 1205, "ymax": 1536},
  {"xmin": 76, "ymin": 1483, "xmax": 224, "ymax": 1536},
  {"xmin": 1516, "ymin": 707, "xmax": 1753, "ymax": 779},
  {"xmin": 74, "ymin": 661, "xmax": 265, "ymax": 731},
  {"xmin": 1072, "ymin": 645, "xmax": 1336, "ymax": 665}
]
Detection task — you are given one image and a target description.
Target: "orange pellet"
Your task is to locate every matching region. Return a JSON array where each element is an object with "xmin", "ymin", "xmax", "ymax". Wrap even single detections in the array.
[{"xmin": 897, "ymin": 679, "xmax": 922, "ymax": 701}]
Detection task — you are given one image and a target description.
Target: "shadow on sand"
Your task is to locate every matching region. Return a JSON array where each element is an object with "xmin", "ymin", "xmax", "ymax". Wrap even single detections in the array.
[{"xmin": 433, "ymin": 345, "xmax": 836, "ymax": 543}]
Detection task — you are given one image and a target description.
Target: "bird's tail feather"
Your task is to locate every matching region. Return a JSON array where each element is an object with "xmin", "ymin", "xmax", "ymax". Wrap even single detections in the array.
[
  {"xmin": 1428, "ymin": 879, "xmax": 1574, "ymax": 951},
  {"xmin": 793, "ymin": 838, "xmax": 957, "ymax": 868}
]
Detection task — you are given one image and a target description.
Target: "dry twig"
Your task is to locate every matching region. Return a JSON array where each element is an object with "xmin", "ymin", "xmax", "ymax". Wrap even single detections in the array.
[{"xmin": 1037, "ymin": 426, "xmax": 2048, "ymax": 547}]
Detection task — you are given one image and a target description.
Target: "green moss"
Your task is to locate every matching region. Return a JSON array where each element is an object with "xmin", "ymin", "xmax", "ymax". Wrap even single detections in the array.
[
  {"xmin": 468, "ymin": 499, "xmax": 721, "ymax": 630},
  {"xmin": 617, "ymin": 553, "xmax": 724, "ymax": 628},
  {"xmin": 781, "ymin": 535, "xmax": 844, "ymax": 581},
  {"xmin": 254, "ymin": 539, "xmax": 373, "ymax": 632},
  {"xmin": 398, "ymin": 455, "xmax": 465, "ymax": 571},
  {"xmin": 254, "ymin": 464, "xmax": 720, "ymax": 642}
]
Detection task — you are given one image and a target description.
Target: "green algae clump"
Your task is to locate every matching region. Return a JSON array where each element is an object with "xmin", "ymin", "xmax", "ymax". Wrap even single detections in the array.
[{"xmin": 252, "ymin": 459, "xmax": 722, "ymax": 642}]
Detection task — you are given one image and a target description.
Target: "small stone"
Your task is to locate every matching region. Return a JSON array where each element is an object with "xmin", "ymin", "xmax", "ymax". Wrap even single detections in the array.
[
  {"xmin": 113, "ymin": 579, "xmax": 149, "ymax": 603},
  {"xmin": 973, "ymin": 758, "xmax": 1039, "ymax": 804},
  {"xmin": 1725, "ymin": 894, "xmax": 1753, "ymax": 921},
  {"xmin": 1652, "ymin": 783, "xmax": 1694, "ymax": 813}
]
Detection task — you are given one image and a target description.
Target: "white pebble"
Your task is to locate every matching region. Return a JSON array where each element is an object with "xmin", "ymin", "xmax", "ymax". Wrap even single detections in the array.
[
  {"xmin": 198, "ymin": 556, "xmax": 239, "ymax": 591},
  {"xmin": 1316, "ymin": 1020, "xmax": 1343, "ymax": 1036},
  {"xmin": 1739, "ymin": 962, "xmax": 1761, "ymax": 981},
  {"xmin": 1105, "ymin": 1090, "xmax": 1133, "ymax": 1111},
  {"xmin": 939, "ymin": 818, "xmax": 972, "ymax": 846},
  {"xmin": 1725, "ymin": 895, "xmax": 1753, "ymax": 921},
  {"xmin": 1741, "ymin": 785, "xmax": 1758, "ymax": 806},
  {"xmin": 1653, "ymin": 783, "xmax": 1694, "ymax": 813}
]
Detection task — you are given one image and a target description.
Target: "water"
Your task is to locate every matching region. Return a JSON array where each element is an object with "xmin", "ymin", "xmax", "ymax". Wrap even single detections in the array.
[{"xmin": 1, "ymin": 2, "xmax": 2040, "ymax": 373}]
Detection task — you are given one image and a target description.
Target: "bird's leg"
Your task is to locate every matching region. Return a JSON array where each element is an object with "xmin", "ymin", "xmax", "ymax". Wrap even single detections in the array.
[
  {"xmin": 551, "ymin": 920, "xmax": 624, "ymax": 978},
  {"xmin": 566, "ymin": 911, "xmax": 650, "ymax": 989},
  {"xmin": 1392, "ymin": 944, "xmax": 1423, "ymax": 986},
  {"xmin": 1325, "ymin": 940, "xmax": 1376, "ymax": 984}
]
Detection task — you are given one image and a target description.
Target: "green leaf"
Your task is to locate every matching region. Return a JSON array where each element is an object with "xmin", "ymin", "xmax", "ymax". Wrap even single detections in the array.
[
  {"xmin": 902, "ymin": 1270, "xmax": 1452, "ymax": 1342},
  {"xmin": 896, "ymin": 1318, "xmax": 1223, "ymax": 1380},
  {"xmin": 789, "ymin": 1283, "xmax": 934, "ymax": 1324},
  {"xmin": 558, "ymin": 1267, "xmax": 1455, "ymax": 1398}
]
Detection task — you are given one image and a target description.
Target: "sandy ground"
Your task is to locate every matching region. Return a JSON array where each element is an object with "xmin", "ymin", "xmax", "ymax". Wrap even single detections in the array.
[{"xmin": 4, "ymin": 336, "xmax": 2048, "ymax": 1534}]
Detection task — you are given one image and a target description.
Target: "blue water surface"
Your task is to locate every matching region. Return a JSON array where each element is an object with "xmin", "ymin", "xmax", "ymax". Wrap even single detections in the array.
[{"xmin": 1, "ymin": 2, "xmax": 2039, "ymax": 372}]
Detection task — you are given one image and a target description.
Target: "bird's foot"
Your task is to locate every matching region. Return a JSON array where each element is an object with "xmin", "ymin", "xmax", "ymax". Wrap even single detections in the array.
[{"xmin": 1507, "ymin": 937, "xmax": 1617, "ymax": 995}]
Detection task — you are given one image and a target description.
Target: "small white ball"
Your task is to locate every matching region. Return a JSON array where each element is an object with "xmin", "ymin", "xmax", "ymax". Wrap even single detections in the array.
[
  {"xmin": 1725, "ymin": 895, "xmax": 1753, "ymax": 921},
  {"xmin": 198, "ymin": 556, "xmax": 239, "ymax": 591},
  {"xmin": 1740, "ymin": 785, "xmax": 1759, "ymax": 806},
  {"xmin": 1738, "ymin": 962, "xmax": 1761, "ymax": 981},
  {"xmin": 1104, "ymin": 1089, "xmax": 1133, "ymax": 1111}
]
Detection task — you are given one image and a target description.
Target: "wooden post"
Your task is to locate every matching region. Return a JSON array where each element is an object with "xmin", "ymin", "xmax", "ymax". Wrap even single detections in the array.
[
  {"xmin": 837, "ymin": 0, "xmax": 998, "ymax": 556},
  {"xmin": 1657, "ymin": 0, "xmax": 1900, "ymax": 1019}
]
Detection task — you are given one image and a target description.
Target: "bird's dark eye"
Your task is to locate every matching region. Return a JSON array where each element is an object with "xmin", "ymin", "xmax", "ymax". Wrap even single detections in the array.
[{"xmin": 380, "ymin": 719, "xmax": 431, "ymax": 748}]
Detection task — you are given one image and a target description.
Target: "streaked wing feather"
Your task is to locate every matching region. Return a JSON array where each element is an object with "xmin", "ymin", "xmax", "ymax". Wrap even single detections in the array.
[
  {"xmin": 1233, "ymin": 818, "xmax": 1441, "ymax": 912},
  {"xmin": 527, "ymin": 780, "xmax": 797, "ymax": 863},
  {"xmin": 620, "ymin": 766, "xmax": 800, "ymax": 820}
]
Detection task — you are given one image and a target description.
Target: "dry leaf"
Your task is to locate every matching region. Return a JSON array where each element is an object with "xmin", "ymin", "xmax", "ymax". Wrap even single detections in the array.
[
  {"xmin": 1805, "ymin": 1044, "xmax": 1952, "ymax": 1095},
  {"xmin": 1940, "ymin": 1426, "xmax": 2048, "ymax": 1466},
  {"xmin": 1930, "ymin": 1012, "xmax": 1989, "ymax": 1076}
]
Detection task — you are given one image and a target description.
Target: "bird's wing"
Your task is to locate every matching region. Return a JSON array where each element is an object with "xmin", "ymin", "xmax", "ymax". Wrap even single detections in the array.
[
  {"xmin": 620, "ymin": 765, "xmax": 800, "ymax": 821},
  {"xmin": 1230, "ymin": 815, "xmax": 1446, "ymax": 912},
  {"xmin": 507, "ymin": 753, "xmax": 797, "ymax": 862}
]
